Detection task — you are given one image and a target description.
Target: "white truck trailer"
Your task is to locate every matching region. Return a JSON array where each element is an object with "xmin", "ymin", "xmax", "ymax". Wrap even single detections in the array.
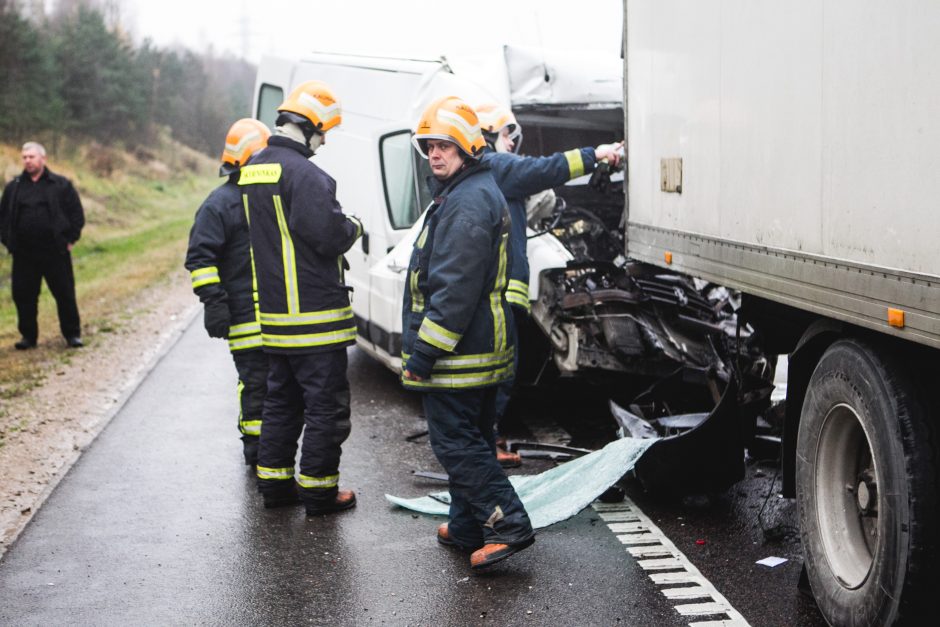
[{"xmin": 623, "ymin": 1, "xmax": 940, "ymax": 624}]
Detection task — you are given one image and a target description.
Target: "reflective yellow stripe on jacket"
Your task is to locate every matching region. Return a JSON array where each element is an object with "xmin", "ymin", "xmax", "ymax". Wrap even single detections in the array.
[
  {"xmin": 418, "ymin": 318, "xmax": 461, "ymax": 352},
  {"xmin": 260, "ymin": 307, "xmax": 353, "ymax": 326},
  {"xmin": 228, "ymin": 320, "xmax": 263, "ymax": 352},
  {"xmin": 262, "ymin": 327, "xmax": 357, "ymax": 349},
  {"xmin": 506, "ymin": 279, "xmax": 530, "ymax": 312},
  {"xmin": 488, "ymin": 231, "xmax": 510, "ymax": 352},
  {"xmin": 400, "ymin": 347, "xmax": 514, "ymax": 390},
  {"xmin": 190, "ymin": 266, "xmax": 220, "ymax": 289},
  {"xmin": 564, "ymin": 149, "xmax": 586, "ymax": 179},
  {"xmin": 272, "ymin": 195, "xmax": 301, "ymax": 315}
]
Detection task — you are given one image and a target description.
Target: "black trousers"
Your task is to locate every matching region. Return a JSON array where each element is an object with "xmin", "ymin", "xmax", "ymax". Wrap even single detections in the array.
[
  {"xmin": 257, "ymin": 349, "xmax": 351, "ymax": 507},
  {"xmin": 232, "ymin": 349, "xmax": 268, "ymax": 442},
  {"xmin": 424, "ymin": 387, "xmax": 535, "ymax": 549},
  {"xmin": 11, "ymin": 249, "xmax": 81, "ymax": 342}
]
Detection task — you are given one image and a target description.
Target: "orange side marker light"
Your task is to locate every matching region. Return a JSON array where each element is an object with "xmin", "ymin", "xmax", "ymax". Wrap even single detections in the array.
[
  {"xmin": 887, "ymin": 308, "xmax": 905, "ymax": 329},
  {"xmin": 664, "ymin": 252, "xmax": 673, "ymax": 265}
]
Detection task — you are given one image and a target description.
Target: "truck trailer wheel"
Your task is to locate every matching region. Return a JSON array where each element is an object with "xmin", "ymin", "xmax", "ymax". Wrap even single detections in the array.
[{"xmin": 797, "ymin": 339, "xmax": 938, "ymax": 626}]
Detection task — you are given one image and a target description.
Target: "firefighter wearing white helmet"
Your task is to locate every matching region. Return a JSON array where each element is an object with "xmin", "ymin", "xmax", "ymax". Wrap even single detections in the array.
[
  {"xmin": 238, "ymin": 80, "xmax": 363, "ymax": 515},
  {"xmin": 185, "ymin": 118, "xmax": 271, "ymax": 466},
  {"xmin": 475, "ymin": 102, "xmax": 624, "ymax": 468},
  {"xmin": 477, "ymin": 103, "xmax": 523, "ymax": 154},
  {"xmin": 402, "ymin": 95, "xmax": 535, "ymax": 570}
]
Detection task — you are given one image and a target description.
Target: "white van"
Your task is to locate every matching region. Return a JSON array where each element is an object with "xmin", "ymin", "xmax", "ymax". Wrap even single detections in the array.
[{"xmin": 251, "ymin": 47, "xmax": 625, "ymax": 377}]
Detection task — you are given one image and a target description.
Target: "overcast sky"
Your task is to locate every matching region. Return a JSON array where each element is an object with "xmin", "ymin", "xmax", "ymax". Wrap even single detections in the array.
[{"xmin": 119, "ymin": 0, "xmax": 622, "ymax": 63}]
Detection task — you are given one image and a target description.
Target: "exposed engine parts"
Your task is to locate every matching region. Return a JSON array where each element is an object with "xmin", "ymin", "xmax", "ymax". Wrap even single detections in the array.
[{"xmin": 526, "ymin": 179, "xmax": 775, "ymax": 496}]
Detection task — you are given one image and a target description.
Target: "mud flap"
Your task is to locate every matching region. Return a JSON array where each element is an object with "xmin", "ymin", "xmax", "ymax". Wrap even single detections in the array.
[{"xmin": 633, "ymin": 377, "xmax": 744, "ymax": 496}]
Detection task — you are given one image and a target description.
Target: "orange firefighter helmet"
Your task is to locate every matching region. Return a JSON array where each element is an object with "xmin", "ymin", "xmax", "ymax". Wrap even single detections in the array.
[
  {"xmin": 277, "ymin": 80, "xmax": 343, "ymax": 132},
  {"xmin": 220, "ymin": 118, "xmax": 271, "ymax": 176},
  {"xmin": 412, "ymin": 95, "xmax": 485, "ymax": 160}
]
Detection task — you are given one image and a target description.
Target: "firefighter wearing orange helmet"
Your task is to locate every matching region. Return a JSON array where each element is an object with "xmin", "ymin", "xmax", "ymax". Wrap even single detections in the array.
[
  {"xmin": 239, "ymin": 80, "xmax": 363, "ymax": 515},
  {"xmin": 185, "ymin": 118, "xmax": 271, "ymax": 465},
  {"xmin": 402, "ymin": 96, "xmax": 535, "ymax": 570}
]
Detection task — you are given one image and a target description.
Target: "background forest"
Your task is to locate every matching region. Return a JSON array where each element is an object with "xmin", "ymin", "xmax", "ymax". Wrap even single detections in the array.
[{"xmin": 0, "ymin": 0, "xmax": 256, "ymax": 156}]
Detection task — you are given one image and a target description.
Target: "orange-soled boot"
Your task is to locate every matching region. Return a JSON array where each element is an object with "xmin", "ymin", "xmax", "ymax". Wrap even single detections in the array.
[
  {"xmin": 470, "ymin": 537, "xmax": 535, "ymax": 570},
  {"xmin": 305, "ymin": 489, "xmax": 357, "ymax": 516},
  {"xmin": 437, "ymin": 523, "xmax": 456, "ymax": 546},
  {"xmin": 437, "ymin": 523, "xmax": 478, "ymax": 553},
  {"xmin": 496, "ymin": 447, "xmax": 522, "ymax": 468}
]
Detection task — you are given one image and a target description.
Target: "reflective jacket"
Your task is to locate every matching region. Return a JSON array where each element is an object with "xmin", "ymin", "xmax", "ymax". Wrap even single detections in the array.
[
  {"xmin": 237, "ymin": 135, "xmax": 362, "ymax": 355},
  {"xmin": 481, "ymin": 147, "xmax": 597, "ymax": 311},
  {"xmin": 401, "ymin": 163, "xmax": 514, "ymax": 391},
  {"xmin": 184, "ymin": 178, "xmax": 261, "ymax": 352}
]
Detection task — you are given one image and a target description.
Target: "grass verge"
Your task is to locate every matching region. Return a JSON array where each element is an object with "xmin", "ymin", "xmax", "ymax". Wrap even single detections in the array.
[{"xmin": 0, "ymin": 136, "xmax": 216, "ymax": 443}]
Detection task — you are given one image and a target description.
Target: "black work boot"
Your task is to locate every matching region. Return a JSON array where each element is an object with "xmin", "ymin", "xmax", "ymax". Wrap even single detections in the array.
[
  {"xmin": 305, "ymin": 489, "xmax": 356, "ymax": 516},
  {"xmin": 242, "ymin": 438, "xmax": 259, "ymax": 466},
  {"xmin": 262, "ymin": 483, "xmax": 302, "ymax": 509}
]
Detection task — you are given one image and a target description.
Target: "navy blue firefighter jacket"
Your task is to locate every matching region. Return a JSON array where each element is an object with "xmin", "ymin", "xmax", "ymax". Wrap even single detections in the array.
[
  {"xmin": 237, "ymin": 135, "xmax": 362, "ymax": 355},
  {"xmin": 401, "ymin": 162, "xmax": 515, "ymax": 390},
  {"xmin": 481, "ymin": 147, "xmax": 598, "ymax": 311},
  {"xmin": 184, "ymin": 177, "xmax": 261, "ymax": 352}
]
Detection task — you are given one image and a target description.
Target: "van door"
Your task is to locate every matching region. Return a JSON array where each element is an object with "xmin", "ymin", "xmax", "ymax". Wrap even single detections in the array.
[{"xmin": 366, "ymin": 130, "xmax": 432, "ymax": 366}]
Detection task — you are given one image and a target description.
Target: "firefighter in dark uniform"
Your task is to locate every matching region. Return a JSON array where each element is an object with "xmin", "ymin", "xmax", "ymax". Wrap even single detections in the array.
[
  {"xmin": 185, "ymin": 118, "xmax": 271, "ymax": 466},
  {"xmin": 238, "ymin": 80, "xmax": 362, "ymax": 515},
  {"xmin": 475, "ymin": 103, "xmax": 623, "ymax": 467},
  {"xmin": 402, "ymin": 96, "xmax": 535, "ymax": 570}
]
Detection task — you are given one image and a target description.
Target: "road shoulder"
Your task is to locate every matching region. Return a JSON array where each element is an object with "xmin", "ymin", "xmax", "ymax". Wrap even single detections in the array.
[{"xmin": 0, "ymin": 274, "xmax": 198, "ymax": 555}]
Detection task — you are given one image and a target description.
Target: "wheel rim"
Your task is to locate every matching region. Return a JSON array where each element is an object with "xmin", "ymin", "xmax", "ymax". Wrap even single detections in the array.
[{"xmin": 815, "ymin": 402, "xmax": 878, "ymax": 589}]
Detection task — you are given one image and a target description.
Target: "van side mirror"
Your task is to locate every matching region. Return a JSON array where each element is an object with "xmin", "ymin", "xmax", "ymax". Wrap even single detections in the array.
[{"xmin": 361, "ymin": 230, "xmax": 370, "ymax": 255}]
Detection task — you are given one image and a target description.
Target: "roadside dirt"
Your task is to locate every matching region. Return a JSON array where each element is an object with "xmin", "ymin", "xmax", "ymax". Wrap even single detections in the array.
[{"xmin": 0, "ymin": 272, "xmax": 198, "ymax": 555}]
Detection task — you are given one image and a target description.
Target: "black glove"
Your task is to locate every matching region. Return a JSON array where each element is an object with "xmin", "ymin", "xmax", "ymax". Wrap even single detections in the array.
[
  {"xmin": 204, "ymin": 301, "xmax": 231, "ymax": 339},
  {"xmin": 404, "ymin": 349, "xmax": 435, "ymax": 380}
]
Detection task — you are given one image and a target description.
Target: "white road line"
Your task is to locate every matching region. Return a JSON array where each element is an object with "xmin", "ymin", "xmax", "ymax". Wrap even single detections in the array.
[
  {"xmin": 662, "ymin": 585, "xmax": 713, "ymax": 599},
  {"xmin": 593, "ymin": 498, "xmax": 751, "ymax": 627}
]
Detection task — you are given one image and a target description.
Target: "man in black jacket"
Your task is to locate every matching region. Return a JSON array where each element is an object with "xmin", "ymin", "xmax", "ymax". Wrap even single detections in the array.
[
  {"xmin": 185, "ymin": 118, "xmax": 271, "ymax": 466},
  {"xmin": 0, "ymin": 142, "xmax": 85, "ymax": 349}
]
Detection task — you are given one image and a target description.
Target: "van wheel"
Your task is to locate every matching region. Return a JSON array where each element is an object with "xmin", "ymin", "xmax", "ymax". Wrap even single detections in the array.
[{"xmin": 797, "ymin": 339, "xmax": 938, "ymax": 626}]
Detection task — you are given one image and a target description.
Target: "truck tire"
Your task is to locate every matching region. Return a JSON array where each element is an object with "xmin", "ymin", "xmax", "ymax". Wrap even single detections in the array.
[{"xmin": 797, "ymin": 339, "xmax": 938, "ymax": 626}]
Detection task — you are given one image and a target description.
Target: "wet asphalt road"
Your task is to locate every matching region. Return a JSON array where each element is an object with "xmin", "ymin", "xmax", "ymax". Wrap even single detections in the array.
[{"xmin": 0, "ymin": 319, "xmax": 826, "ymax": 626}]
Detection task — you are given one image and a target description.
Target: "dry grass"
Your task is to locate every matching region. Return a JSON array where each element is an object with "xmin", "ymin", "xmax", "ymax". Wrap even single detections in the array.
[{"xmin": 0, "ymin": 134, "xmax": 217, "ymax": 411}]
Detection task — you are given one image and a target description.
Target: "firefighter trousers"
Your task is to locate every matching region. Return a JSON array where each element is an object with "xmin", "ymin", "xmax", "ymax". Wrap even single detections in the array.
[
  {"xmin": 232, "ymin": 348, "xmax": 267, "ymax": 445},
  {"xmin": 256, "ymin": 349, "xmax": 351, "ymax": 507},
  {"xmin": 424, "ymin": 387, "xmax": 535, "ymax": 549},
  {"xmin": 494, "ymin": 306, "xmax": 527, "ymax": 433}
]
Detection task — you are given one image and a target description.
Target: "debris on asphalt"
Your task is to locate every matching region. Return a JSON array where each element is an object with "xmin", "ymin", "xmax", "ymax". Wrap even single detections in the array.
[
  {"xmin": 412, "ymin": 470, "xmax": 448, "ymax": 482},
  {"xmin": 386, "ymin": 437, "xmax": 655, "ymax": 528},
  {"xmin": 405, "ymin": 430, "xmax": 429, "ymax": 442},
  {"xmin": 756, "ymin": 556, "xmax": 788, "ymax": 568}
]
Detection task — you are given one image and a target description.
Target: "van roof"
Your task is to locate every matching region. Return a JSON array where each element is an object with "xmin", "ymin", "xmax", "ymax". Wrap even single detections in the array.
[{"xmin": 299, "ymin": 51, "xmax": 445, "ymax": 75}]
